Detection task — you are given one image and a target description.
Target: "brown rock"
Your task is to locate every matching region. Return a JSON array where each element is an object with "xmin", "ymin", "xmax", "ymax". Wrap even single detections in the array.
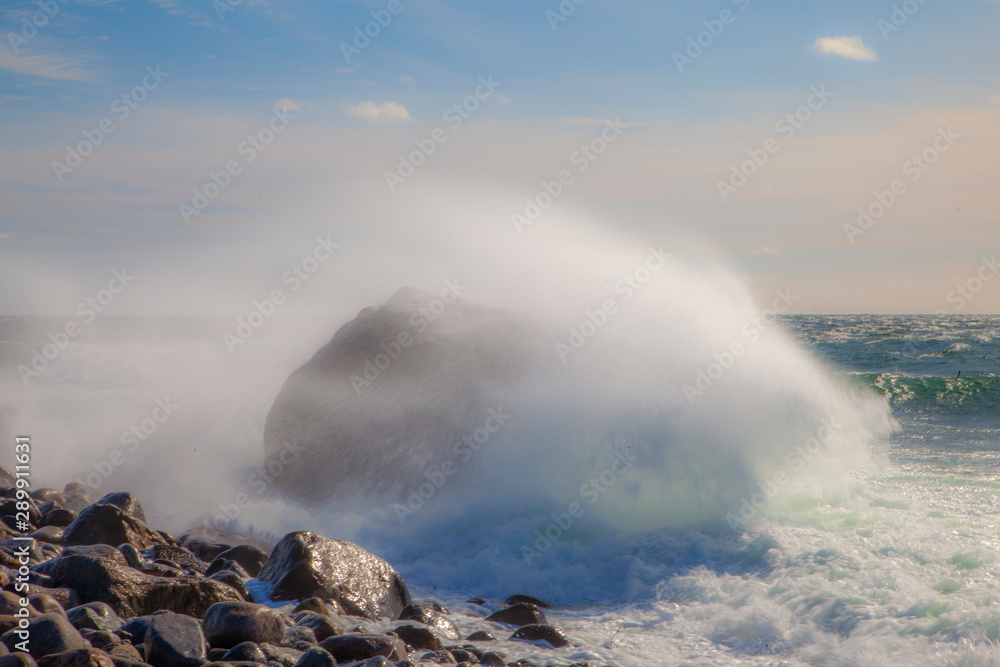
[
  {"xmin": 28, "ymin": 596, "xmax": 66, "ymax": 618},
  {"xmin": 202, "ymin": 602, "xmax": 285, "ymax": 649},
  {"xmin": 0, "ymin": 612, "xmax": 87, "ymax": 659},
  {"xmin": 104, "ymin": 646, "xmax": 139, "ymax": 662},
  {"xmin": 317, "ymin": 634, "xmax": 406, "ymax": 663},
  {"xmin": 397, "ymin": 602, "xmax": 458, "ymax": 639},
  {"xmin": 484, "ymin": 603, "xmax": 546, "ymax": 628},
  {"xmin": 390, "ymin": 624, "xmax": 441, "ymax": 651},
  {"xmin": 36, "ymin": 649, "xmax": 114, "ymax": 667},
  {"xmin": 289, "ymin": 600, "xmax": 324, "ymax": 618},
  {"xmin": 93, "ymin": 496, "xmax": 144, "ymax": 524},
  {"xmin": 35, "ymin": 556, "xmax": 241, "ymax": 619},
  {"xmin": 30, "ymin": 528, "xmax": 64, "ymax": 546},
  {"xmin": 0, "ymin": 593, "xmax": 37, "ymax": 619},
  {"xmin": 0, "ymin": 654, "xmax": 37, "ymax": 667},
  {"xmin": 39, "ymin": 510, "xmax": 77, "ymax": 530},
  {"xmin": 508, "ymin": 624, "xmax": 570, "ymax": 648},
  {"xmin": 63, "ymin": 506, "xmax": 166, "ymax": 551}
]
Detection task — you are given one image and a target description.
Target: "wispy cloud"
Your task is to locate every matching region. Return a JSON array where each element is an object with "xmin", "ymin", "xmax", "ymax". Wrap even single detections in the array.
[
  {"xmin": 812, "ymin": 36, "xmax": 878, "ymax": 62},
  {"xmin": 0, "ymin": 49, "xmax": 101, "ymax": 82},
  {"xmin": 344, "ymin": 101, "xmax": 411, "ymax": 124},
  {"xmin": 751, "ymin": 246, "xmax": 781, "ymax": 255}
]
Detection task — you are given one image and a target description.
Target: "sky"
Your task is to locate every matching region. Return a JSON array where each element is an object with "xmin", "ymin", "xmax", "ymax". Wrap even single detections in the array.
[{"xmin": 1, "ymin": 0, "xmax": 998, "ymax": 315}]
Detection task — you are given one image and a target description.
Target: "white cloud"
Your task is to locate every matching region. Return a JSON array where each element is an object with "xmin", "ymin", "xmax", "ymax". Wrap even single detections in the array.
[
  {"xmin": 344, "ymin": 101, "xmax": 412, "ymax": 124},
  {"xmin": 751, "ymin": 246, "xmax": 781, "ymax": 255},
  {"xmin": 0, "ymin": 49, "xmax": 101, "ymax": 82},
  {"xmin": 812, "ymin": 36, "xmax": 878, "ymax": 62},
  {"xmin": 399, "ymin": 75, "xmax": 415, "ymax": 85}
]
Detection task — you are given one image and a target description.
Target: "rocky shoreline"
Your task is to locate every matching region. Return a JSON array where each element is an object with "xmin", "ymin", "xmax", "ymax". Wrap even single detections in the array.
[{"xmin": 0, "ymin": 470, "xmax": 604, "ymax": 667}]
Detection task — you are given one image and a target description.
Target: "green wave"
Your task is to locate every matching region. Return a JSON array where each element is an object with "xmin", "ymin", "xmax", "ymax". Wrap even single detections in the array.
[{"xmin": 853, "ymin": 372, "xmax": 1000, "ymax": 413}]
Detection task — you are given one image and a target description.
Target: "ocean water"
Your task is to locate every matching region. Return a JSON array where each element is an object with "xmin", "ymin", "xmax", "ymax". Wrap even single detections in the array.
[{"xmin": 2, "ymin": 312, "xmax": 999, "ymax": 666}]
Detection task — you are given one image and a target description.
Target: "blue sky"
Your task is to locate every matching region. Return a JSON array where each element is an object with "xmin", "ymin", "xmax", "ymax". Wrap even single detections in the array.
[{"xmin": 1, "ymin": 0, "xmax": 999, "ymax": 315}]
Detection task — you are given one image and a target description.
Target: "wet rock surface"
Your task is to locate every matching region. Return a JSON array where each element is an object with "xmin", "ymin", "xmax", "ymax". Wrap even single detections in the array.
[
  {"xmin": 0, "ymin": 613, "xmax": 87, "ymax": 659},
  {"xmin": 317, "ymin": 634, "xmax": 406, "ymax": 663},
  {"xmin": 257, "ymin": 532, "xmax": 409, "ymax": 620},
  {"xmin": 508, "ymin": 624, "xmax": 571, "ymax": 648},
  {"xmin": 62, "ymin": 506, "xmax": 166, "ymax": 551},
  {"xmin": 202, "ymin": 602, "xmax": 285, "ymax": 649},
  {"xmin": 390, "ymin": 624, "xmax": 441, "ymax": 651},
  {"xmin": 212, "ymin": 547, "xmax": 267, "ymax": 579},
  {"xmin": 143, "ymin": 612, "xmax": 206, "ymax": 667},
  {"xmin": 397, "ymin": 603, "xmax": 459, "ymax": 640},
  {"xmin": 35, "ymin": 556, "xmax": 241, "ymax": 618},
  {"xmin": 36, "ymin": 648, "xmax": 115, "ymax": 667},
  {"xmin": 485, "ymin": 603, "xmax": 547, "ymax": 628}
]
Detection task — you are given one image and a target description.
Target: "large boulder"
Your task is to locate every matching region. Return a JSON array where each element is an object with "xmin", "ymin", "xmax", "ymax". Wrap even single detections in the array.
[
  {"xmin": 261, "ymin": 288, "xmax": 531, "ymax": 502},
  {"xmin": 257, "ymin": 532, "xmax": 410, "ymax": 620},
  {"xmin": 34, "ymin": 556, "xmax": 241, "ymax": 618},
  {"xmin": 62, "ymin": 506, "xmax": 166, "ymax": 550}
]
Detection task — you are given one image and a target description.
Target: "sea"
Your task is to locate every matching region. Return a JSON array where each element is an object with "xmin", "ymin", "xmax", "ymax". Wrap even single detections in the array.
[{"xmin": 1, "ymin": 313, "xmax": 998, "ymax": 666}]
